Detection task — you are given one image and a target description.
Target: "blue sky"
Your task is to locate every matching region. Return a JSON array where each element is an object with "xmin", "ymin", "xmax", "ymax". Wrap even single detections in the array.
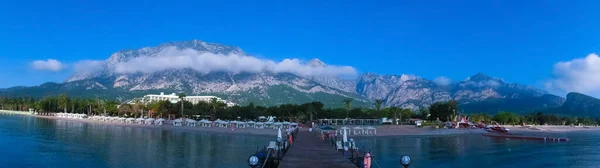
[{"xmin": 1, "ymin": 0, "xmax": 600, "ymax": 96}]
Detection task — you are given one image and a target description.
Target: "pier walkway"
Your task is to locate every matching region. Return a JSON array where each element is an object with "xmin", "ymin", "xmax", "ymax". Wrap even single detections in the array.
[{"xmin": 279, "ymin": 128, "xmax": 356, "ymax": 168}]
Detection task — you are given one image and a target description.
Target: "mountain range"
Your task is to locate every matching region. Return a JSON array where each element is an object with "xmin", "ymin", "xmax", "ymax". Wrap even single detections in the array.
[{"xmin": 2, "ymin": 40, "xmax": 599, "ymax": 116}]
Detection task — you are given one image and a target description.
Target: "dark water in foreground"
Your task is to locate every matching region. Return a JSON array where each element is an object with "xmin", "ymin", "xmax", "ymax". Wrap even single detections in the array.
[
  {"xmin": 1, "ymin": 113, "xmax": 599, "ymax": 168},
  {"xmin": 0, "ymin": 113, "xmax": 272, "ymax": 168},
  {"xmin": 355, "ymin": 129, "xmax": 600, "ymax": 168}
]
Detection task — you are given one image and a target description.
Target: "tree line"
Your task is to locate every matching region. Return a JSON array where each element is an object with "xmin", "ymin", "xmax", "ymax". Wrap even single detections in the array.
[{"xmin": 1, "ymin": 95, "xmax": 599, "ymax": 125}]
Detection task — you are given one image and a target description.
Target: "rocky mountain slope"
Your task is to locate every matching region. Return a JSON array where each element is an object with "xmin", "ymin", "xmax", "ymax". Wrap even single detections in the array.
[
  {"xmin": 0, "ymin": 40, "xmax": 577, "ymax": 112},
  {"xmin": 547, "ymin": 92, "xmax": 600, "ymax": 117},
  {"xmin": 354, "ymin": 72, "xmax": 564, "ymax": 113}
]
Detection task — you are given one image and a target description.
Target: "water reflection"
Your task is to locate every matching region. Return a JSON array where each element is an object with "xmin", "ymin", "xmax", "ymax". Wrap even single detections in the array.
[
  {"xmin": 0, "ymin": 114, "xmax": 273, "ymax": 168},
  {"xmin": 355, "ymin": 132, "xmax": 600, "ymax": 168}
]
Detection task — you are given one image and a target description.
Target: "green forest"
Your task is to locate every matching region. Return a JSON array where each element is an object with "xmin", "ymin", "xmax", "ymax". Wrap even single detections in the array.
[{"xmin": 1, "ymin": 95, "xmax": 599, "ymax": 126}]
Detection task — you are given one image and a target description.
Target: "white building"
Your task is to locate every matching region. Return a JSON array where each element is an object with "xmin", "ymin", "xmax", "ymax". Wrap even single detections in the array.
[{"xmin": 134, "ymin": 92, "xmax": 236, "ymax": 107}]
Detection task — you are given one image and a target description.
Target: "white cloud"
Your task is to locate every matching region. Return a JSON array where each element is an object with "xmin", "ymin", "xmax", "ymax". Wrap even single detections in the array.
[
  {"xmin": 73, "ymin": 60, "xmax": 105, "ymax": 74},
  {"xmin": 546, "ymin": 53, "xmax": 600, "ymax": 96},
  {"xmin": 433, "ymin": 76, "xmax": 452, "ymax": 86},
  {"xmin": 477, "ymin": 80, "xmax": 501, "ymax": 87},
  {"xmin": 30, "ymin": 59, "xmax": 65, "ymax": 71},
  {"xmin": 74, "ymin": 46, "xmax": 357, "ymax": 77}
]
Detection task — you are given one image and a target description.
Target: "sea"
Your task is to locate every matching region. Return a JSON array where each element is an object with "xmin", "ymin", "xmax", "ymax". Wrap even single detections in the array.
[{"xmin": 1, "ymin": 113, "xmax": 599, "ymax": 168}]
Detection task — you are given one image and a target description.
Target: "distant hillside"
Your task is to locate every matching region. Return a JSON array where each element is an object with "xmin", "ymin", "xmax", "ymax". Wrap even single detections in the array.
[
  {"xmin": 546, "ymin": 92, "xmax": 600, "ymax": 117},
  {"xmin": 459, "ymin": 94, "xmax": 565, "ymax": 115}
]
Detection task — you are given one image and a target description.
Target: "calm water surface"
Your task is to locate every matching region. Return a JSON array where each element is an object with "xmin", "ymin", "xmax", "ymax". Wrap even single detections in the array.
[
  {"xmin": 355, "ymin": 129, "xmax": 600, "ymax": 168},
  {"xmin": 2, "ymin": 113, "xmax": 599, "ymax": 168},
  {"xmin": 0, "ymin": 113, "xmax": 272, "ymax": 168}
]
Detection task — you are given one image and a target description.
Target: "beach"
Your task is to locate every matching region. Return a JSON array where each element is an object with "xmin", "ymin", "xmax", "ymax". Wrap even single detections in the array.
[
  {"xmin": 0, "ymin": 110, "xmax": 279, "ymax": 136},
  {"xmin": 3, "ymin": 110, "xmax": 598, "ymax": 138},
  {"xmin": 503, "ymin": 125, "xmax": 600, "ymax": 133},
  {"xmin": 322, "ymin": 124, "xmax": 600, "ymax": 137},
  {"xmin": 337, "ymin": 125, "xmax": 487, "ymax": 137}
]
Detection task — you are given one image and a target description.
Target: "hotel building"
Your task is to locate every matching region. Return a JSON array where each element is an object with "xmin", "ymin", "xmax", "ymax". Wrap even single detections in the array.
[{"xmin": 135, "ymin": 92, "xmax": 236, "ymax": 107}]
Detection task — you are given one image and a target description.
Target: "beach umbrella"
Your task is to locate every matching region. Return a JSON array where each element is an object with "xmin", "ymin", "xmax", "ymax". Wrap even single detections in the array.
[
  {"xmin": 277, "ymin": 128, "xmax": 282, "ymax": 140},
  {"xmin": 343, "ymin": 129, "xmax": 348, "ymax": 151},
  {"xmin": 343, "ymin": 129, "xmax": 348, "ymax": 142}
]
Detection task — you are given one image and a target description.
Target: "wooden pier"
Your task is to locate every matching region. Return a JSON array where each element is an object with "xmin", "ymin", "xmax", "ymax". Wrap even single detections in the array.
[{"xmin": 278, "ymin": 128, "xmax": 356, "ymax": 168}]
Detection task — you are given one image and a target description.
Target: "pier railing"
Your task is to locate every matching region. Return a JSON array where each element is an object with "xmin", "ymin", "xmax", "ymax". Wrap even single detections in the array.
[
  {"xmin": 249, "ymin": 128, "xmax": 298, "ymax": 168},
  {"xmin": 324, "ymin": 132, "xmax": 382, "ymax": 168}
]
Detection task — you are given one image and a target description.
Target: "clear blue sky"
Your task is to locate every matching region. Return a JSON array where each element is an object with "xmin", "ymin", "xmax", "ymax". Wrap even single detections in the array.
[{"xmin": 1, "ymin": 0, "xmax": 599, "ymax": 91}]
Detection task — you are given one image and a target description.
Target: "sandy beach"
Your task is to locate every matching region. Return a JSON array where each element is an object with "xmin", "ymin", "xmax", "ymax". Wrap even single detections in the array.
[
  {"xmin": 322, "ymin": 124, "xmax": 600, "ymax": 137},
  {"xmin": 323, "ymin": 125, "xmax": 487, "ymax": 137},
  {"xmin": 503, "ymin": 125, "xmax": 600, "ymax": 133}
]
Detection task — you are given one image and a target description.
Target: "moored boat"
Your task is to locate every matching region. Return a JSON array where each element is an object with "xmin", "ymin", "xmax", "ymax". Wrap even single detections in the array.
[{"xmin": 485, "ymin": 121, "xmax": 509, "ymax": 133}]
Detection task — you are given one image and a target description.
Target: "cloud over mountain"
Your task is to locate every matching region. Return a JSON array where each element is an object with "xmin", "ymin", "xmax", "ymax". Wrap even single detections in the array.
[
  {"xmin": 546, "ymin": 53, "xmax": 600, "ymax": 96},
  {"xmin": 74, "ymin": 46, "xmax": 357, "ymax": 77},
  {"xmin": 433, "ymin": 76, "xmax": 452, "ymax": 86},
  {"xmin": 30, "ymin": 59, "xmax": 65, "ymax": 72},
  {"xmin": 73, "ymin": 60, "xmax": 104, "ymax": 74}
]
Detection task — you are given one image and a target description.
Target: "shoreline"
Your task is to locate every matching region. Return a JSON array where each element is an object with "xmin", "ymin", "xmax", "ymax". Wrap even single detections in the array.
[
  {"xmin": 502, "ymin": 125, "xmax": 600, "ymax": 133},
  {"xmin": 323, "ymin": 124, "xmax": 600, "ymax": 137},
  {"xmin": 325, "ymin": 125, "xmax": 488, "ymax": 137},
  {"xmin": 0, "ymin": 110, "xmax": 279, "ymax": 136},
  {"xmin": 3, "ymin": 110, "xmax": 597, "ymax": 138}
]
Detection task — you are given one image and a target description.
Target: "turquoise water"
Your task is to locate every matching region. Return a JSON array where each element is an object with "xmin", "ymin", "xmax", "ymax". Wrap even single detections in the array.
[
  {"xmin": 354, "ymin": 131, "xmax": 600, "ymax": 168},
  {"xmin": 0, "ymin": 113, "xmax": 272, "ymax": 168},
  {"xmin": 2, "ymin": 113, "xmax": 599, "ymax": 168}
]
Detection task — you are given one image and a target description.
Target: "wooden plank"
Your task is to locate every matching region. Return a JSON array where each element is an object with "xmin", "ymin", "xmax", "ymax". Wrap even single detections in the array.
[{"xmin": 279, "ymin": 128, "xmax": 356, "ymax": 168}]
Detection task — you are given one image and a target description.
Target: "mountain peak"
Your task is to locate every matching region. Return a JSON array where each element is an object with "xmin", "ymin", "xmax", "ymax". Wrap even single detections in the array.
[
  {"xmin": 566, "ymin": 92, "xmax": 596, "ymax": 100},
  {"xmin": 308, "ymin": 58, "xmax": 326, "ymax": 67},
  {"xmin": 104, "ymin": 40, "xmax": 244, "ymax": 65},
  {"xmin": 560, "ymin": 92, "xmax": 600, "ymax": 117},
  {"xmin": 158, "ymin": 40, "xmax": 244, "ymax": 55},
  {"xmin": 468, "ymin": 72, "xmax": 491, "ymax": 81}
]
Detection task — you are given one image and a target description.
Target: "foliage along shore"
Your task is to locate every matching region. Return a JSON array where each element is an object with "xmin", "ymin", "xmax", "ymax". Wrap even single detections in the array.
[{"xmin": 1, "ymin": 95, "xmax": 599, "ymax": 126}]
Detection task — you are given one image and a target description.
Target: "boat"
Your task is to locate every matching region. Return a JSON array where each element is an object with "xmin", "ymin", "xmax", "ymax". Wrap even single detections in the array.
[
  {"xmin": 483, "ymin": 133, "xmax": 569, "ymax": 142},
  {"xmin": 485, "ymin": 121, "xmax": 509, "ymax": 133}
]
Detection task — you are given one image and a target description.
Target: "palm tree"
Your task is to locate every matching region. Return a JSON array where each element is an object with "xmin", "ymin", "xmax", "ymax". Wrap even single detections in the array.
[
  {"xmin": 178, "ymin": 93, "xmax": 186, "ymax": 119},
  {"xmin": 209, "ymin": 98, "xmax": 226, "ymax": 119},
  {"xmin": 343, "ymin": 98, "xmax": 352, "ymax": 119},
  {"xmin": 391, "ymin": 107, "xmax": 399, "ymax": 125},
  {"xmin": 133, "ymin": 99, "xmax": 142, "ymax": 117},
  {"xmin": 375, "ymin": 99, "xmax": 383, "ymax": 118},
  {"xmin": 58, "ymin": 94, "xmax": 69, "ymax": 113}
]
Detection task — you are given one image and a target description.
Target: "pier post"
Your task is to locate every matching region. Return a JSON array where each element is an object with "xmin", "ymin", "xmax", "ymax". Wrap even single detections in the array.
[{"xmin": 401, "ymin": 155, "xmax": 411, "ymax": 168}]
